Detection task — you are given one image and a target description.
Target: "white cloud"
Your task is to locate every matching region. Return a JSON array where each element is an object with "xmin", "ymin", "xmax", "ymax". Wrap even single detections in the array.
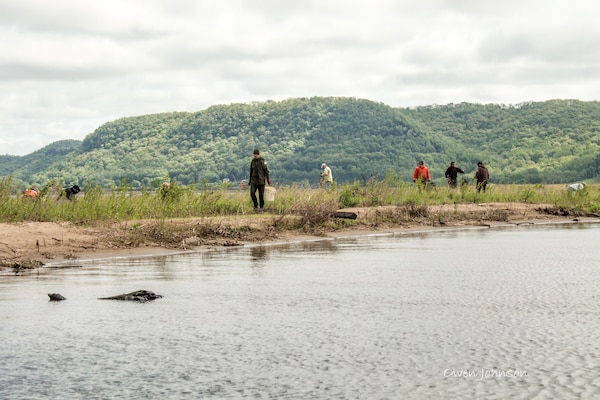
[{"xmin": 0, "ymin": 0, "xmax": 599, "ymax": 155}]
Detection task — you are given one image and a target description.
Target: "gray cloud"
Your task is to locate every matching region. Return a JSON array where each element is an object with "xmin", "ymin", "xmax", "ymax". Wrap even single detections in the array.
[{"xmin": 0, "ymin": 0, "xmax": 599, "ymax": 155}]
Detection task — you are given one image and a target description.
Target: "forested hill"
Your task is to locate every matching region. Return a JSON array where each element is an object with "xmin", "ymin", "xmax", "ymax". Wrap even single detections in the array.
[
  {"xmin": 2, "ymin": 97, "xmax": 600, "ymax": 187},
  {"xmin": 0, "ymin": 139, "xmax": 82, "ymax": 181}
]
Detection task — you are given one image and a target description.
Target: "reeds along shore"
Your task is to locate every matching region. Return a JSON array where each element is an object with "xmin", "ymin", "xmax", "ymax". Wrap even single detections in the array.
[{"xmin": 1, "ymin": 177, "xmax": 598, "ymax": 224}]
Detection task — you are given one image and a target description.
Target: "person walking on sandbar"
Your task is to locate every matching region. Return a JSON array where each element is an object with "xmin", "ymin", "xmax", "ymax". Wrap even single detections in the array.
[
  {"xmin": 248, "ymin": 149, "xmax": 271, "ymax": 209},
  {"xmin": 475, "ymin": 161, "xmax": 489, "ymax": 192},
  {"xmin": 413, "ymin": 160, "xmax": 431, "ymax": 186},
  {"xmin": 319, "ymin": 163, "xmax": 333, "ymax": 189},
  {"xmin": 445, "ymin": 161, "xmax": 464, "ymax": 188}
]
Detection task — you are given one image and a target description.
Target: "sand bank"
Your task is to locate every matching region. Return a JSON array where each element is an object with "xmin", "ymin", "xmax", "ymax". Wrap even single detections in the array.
[{"xmin": 1, "ymin": 202, "xmax": 598, "ymax": 270}]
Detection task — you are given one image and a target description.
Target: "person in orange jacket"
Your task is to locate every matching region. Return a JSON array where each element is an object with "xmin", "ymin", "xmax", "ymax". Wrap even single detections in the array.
[
  {"xmin": 413, "ymin": 161, "xmax": 431, "ymax": 185},
  {"xmin": 23, "ymin": 186, "xmax": 40, "ymax": 199}
]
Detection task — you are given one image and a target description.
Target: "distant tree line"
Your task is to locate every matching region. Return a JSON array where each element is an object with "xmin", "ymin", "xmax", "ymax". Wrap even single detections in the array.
[{"xmin": 1, "ymin": 97, "xmax": 599, "ymax": 189}]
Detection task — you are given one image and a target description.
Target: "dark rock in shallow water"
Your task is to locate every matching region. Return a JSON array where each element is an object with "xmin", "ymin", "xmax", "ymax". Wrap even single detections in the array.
[
  {"xmin": 98, "ymin": 290, "xmax": 163, "ymax": 302},
  {"xmin": 48, "ymin": 293, "xmax": 67, "ymax": 301}
]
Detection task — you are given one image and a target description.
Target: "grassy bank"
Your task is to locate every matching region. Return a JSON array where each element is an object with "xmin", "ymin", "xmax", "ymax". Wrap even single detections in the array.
[
  {"xmin": 1, "ymin": 178, "xmax": 599, "ymax": 269},
  {"xmin": 1, "ymin": 177, "xmax": 598, "ymax": 224}
]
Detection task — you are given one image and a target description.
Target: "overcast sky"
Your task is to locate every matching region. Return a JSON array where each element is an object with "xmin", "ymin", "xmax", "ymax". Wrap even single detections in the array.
[{"xmin": 1, "ymin": 0, "xmax": 599, "ymax": 155}]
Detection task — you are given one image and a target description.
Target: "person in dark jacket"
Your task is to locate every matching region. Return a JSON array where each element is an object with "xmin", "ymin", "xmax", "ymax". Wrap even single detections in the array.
[
  {"xmin": 65, "ymin": 185, "xmax": 81, "ymax": 200},
  {"xmin": 248, "ymin": 149, "xmax": 271, "ymax": 209},
  {"xmin": 474, "ymin": 161, "xmax": 489, "ymax": 192},
  {"xmin": 444, "ymin": 161, "xmax": 465, "ymax": 188}
]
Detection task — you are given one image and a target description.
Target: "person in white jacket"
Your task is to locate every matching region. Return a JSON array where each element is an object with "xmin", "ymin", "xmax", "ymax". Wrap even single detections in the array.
[{"xmin": 320, "ymin": 163, "xmax": 333, "ymax": 189}]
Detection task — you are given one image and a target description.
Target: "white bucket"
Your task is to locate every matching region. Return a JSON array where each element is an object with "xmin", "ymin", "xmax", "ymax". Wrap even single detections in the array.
[{"xmin": 265, "ymin": 186, "xmax": 276, "ymax": 202}]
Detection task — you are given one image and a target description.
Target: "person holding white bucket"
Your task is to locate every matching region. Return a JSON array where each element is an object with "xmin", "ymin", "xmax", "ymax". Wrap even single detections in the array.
[{"xmin": 248, "ymin": 149, "xmax": 271, "ymax": 209}]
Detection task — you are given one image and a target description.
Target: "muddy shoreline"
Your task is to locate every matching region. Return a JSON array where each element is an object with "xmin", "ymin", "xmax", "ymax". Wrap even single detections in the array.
[{"xmin": 1, "ymin": 202, "xmax": 598, "ymax": 272}]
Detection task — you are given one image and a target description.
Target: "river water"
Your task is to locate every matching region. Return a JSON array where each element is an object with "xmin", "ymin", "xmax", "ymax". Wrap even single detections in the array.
[{"xmin": 1, "ymin": 223, "xmax": 600, "ymax": 399}]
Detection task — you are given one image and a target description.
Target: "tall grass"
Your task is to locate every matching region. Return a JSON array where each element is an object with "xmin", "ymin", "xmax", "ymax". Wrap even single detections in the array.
[{"xmin": 0, "ymin": 176, "xmax": 598, "ymax": 224}]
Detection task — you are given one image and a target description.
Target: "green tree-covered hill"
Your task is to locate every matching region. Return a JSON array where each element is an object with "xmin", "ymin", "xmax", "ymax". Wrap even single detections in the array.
[
  {"xmin": 0, "ymin": 140, "xmax": 82, "ymax": 183},
  {"xmin": 1, "ymin": 97, "xmax": 599, "ymax": 187}
]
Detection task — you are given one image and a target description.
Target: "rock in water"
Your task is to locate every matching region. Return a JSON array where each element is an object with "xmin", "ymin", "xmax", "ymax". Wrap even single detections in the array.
[
  {"xmin": 98, "ymin": 290, "xmax": 163, "ymax": 302},
  {"xmin": 48, "ymin": 293, "xmax": 67, "ymax": 301}
]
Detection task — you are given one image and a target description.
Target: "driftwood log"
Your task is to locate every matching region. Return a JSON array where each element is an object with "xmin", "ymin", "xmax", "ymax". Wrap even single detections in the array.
[
  {"xmin": 48, "ymin": 293, "xmax": 67, "ymax": 301},
  {"xmin": 331, "ymin": 211, "xmax": 358, "ymax": 220},
  {"xmin": 253, "ymin": 209, "xmax": 358, "ymax": 219},
  {"xmin": 98, "ymin": 290, "xmax": 163, "ymax": 302}
]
